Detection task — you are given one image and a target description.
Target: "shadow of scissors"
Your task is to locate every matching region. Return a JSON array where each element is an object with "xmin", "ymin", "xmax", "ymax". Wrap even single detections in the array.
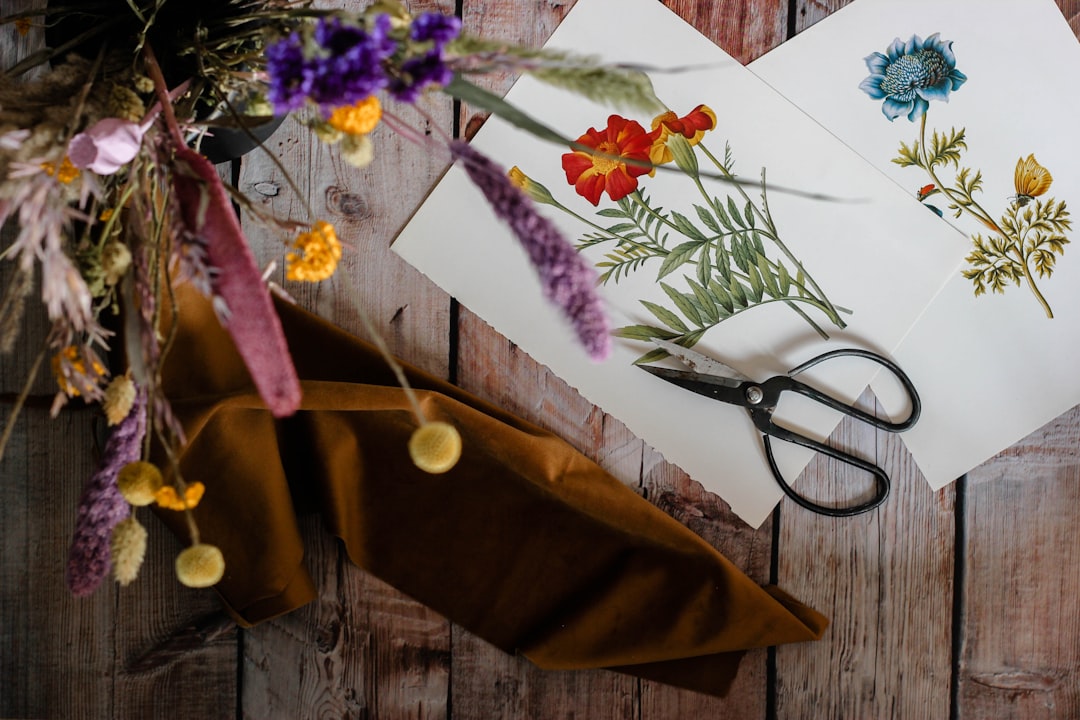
[{"xmin": 641, "ymin": 339, "xmax": 921, "ymax": 517}]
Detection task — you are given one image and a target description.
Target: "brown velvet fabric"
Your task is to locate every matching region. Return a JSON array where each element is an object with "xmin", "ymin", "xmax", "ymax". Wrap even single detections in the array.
[{"xmin": 155, "ymin": 285, "xmax": 827, "ymax": 697}]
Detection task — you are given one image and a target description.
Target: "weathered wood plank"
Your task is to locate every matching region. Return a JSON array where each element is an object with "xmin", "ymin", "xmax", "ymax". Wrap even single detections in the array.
[
  {"xmin": 663, "ymin": 0, "xmax": 788, "ymax": 64},
  {"xmin": 792, "ymin": 0, "xmax": 852, "ymax": 35},
  {"xmin": 0, "ymin": 406, "xmax": 119, "ymax": 718},
  {"xmin": 955, "ymin": 406, "xmax": 1080, "ymax": 720},
  {"xmin": 236, "ymin": 0, "xmax": 456, "ymax": 717},
  {"xmin": 775, "ymin": 392, "xmax": 956, "ymax": 719}
]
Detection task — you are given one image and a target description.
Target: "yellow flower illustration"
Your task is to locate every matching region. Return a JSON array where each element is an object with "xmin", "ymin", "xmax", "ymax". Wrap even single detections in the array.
[
  {"xmin": 1014, "ymin": 154, "xmax": 1053, "ymax": 206},
  {"xmin": 508, "ymin": 166, "xmax": 555, "ymax": 205},
  {"xmin": 286, "ymin": 221, "xmax": 342, "ymax": 282},
  {"xmin": 649, "ymin": 104, "xmax": 716, "ymax": 168},
  {"xmin": 327, "ymin": 96, "xmax": 382, "ymax": 136}
]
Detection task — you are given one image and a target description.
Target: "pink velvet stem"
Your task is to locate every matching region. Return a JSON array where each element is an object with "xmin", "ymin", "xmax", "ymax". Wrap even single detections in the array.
[{"xmin": 171, "ymin": 145, "xmax": 301, "ymax": 417}]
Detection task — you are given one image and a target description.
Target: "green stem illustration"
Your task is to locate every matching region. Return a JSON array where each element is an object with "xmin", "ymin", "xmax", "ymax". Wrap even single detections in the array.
[
  {"xmin": 916, "ymin": 114, "xmax": 999, "ymax": 233},
  {"xmin": 697, "ymin": 143, "xmax": 844, "ymax": 329}
]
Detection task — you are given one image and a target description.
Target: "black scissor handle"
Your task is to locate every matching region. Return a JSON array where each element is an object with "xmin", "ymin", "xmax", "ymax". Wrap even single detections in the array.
[
  {"xmin": 745, "ymin": 348, "xmax": 918, "ymax": 517},
  {"xmin": 781, "ymin": 348, "xmax": 921, "ymax": 432},
  {"xmin": 762, "ymin": 431, "xmax": 888, "ymax": 517}
]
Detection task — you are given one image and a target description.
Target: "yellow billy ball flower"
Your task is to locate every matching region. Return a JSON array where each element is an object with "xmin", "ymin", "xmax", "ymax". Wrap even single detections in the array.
[
  {"xmin": 327, "ymin": 96, "xmax": 382, "ymax": 136},
  {"xmin": 408, "ymin": 421, "xmax": 462, "ymax": 474},
  {"xmin": 117, "ymin": 461, "xmax": 164, "ymax": 506},
  {"xmin": 175, "ymin": 543, "xmax": 225, "ymax": 588}
]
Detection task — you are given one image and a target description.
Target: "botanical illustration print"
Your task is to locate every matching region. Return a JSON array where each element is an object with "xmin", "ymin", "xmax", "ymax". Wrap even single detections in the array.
[
  {"xmin": 510, "ymin": 105, "xmax": 847, "ymax": 363},
  {"xmin": 860, "ymin": 33, "xmax": 1071, "ymax": 317}
]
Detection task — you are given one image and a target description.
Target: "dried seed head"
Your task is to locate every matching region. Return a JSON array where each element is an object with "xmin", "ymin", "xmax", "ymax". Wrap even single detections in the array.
[
  {"xmin": 408, "ymin": 421, "xmax": 462, "ymax": 474},
  {"xmin": 111, "ymin": 515, "xmax": 148, "ymax": 586},
  {"xmin": 116, "ymin": 461, "xmax": 164, "ymax": 506},
  {"xmin": 103, "ymin": 374, "xmax": 136, "ymax": 425},
  {"xmin": 176, "ymin": 543, "xmax": 225, "ymax": 588}
]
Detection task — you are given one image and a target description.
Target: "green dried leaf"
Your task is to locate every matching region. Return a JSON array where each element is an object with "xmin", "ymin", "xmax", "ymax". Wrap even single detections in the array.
[
  {"xmin": 660, "ymin": 281, "xmax": 703, "ymax": 327},
  {"xmin": 746, "ymin": 262, "xmax": 765, "ymax": 302},
  {"xmin": 708, "ymin": 279, "xmax": 735, "ymax": 314},
  {"xmin": 728, "ymin": 276, "xmax": 747, "ymax": 308},
  {"xmin": 686, "ymin": 277, "xmax": 720, "ymax": 324},
  {"xmin": 697, "ymin": 248, "xmax": 712, "ymax": 286},
  {"xmin": 670, "ymin": 211, "xmax": 706, "ymax": 241},
  {"xmin": 641, "ymin": 299, "xmax": 689, "ymax": 333},
  {"xmin": 695, "ymin": 204, "xmax": 722, "ymax": 235},
  {"xmin": 656, "ymin": 240, "xmax": 703, "ymax": 280},
  {"xmin": 758, "ymin": 254, "xmax": 780, "ymax": 298},
  {"xmin": 777, "ymin": 261, "xmax": 792, "ymax": 295},
  {"xmin": 927, "ymin": 127, "xmax": 966, "ymax": 169},
  {"xmin": 893, "ymin": 139, "xmax": 922, "ymax": 168},
  {"xmin": 614, "ymin": 324, "xmax": 678, "ymax": 342},
  {"xmin": 727, "ymin": 196, "xmax": 745, "ymax": 228}
]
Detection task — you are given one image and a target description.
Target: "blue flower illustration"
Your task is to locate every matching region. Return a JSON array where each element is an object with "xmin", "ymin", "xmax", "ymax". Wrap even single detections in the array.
[{"xmin": 859, "ymin": 33, "xmax": 967, "ymax": 122}]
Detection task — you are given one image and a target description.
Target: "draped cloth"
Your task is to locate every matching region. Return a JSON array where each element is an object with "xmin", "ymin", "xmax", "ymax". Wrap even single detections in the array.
[{"xmin": 154, "ymin": 285, "xmax": 827, "ymax": 696}]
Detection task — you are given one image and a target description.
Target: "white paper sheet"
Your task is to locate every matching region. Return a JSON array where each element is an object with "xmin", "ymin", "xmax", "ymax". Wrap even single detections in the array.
[
  {"xmin": 751, "ymin": 0, "xmax": 1080, "ymax": 488},
  {"xmin": 393, "ymin": 0, "xmax": 967, "ymax": 525}
]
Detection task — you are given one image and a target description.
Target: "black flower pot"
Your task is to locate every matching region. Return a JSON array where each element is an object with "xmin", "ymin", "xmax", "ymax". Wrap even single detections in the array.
[{"xmin": 45, "ymin": 0, "xmax": 283, "ymax": 163}]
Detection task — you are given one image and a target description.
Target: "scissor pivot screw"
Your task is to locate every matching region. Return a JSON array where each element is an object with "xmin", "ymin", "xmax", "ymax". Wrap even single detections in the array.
[{"xmin": 745, "ymin": 386, "xmax": 764, "ymax": 405}]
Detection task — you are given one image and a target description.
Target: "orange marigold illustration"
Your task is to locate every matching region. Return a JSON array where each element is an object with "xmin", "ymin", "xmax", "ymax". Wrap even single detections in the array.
[{"xmin": 561, "ymin": 115, "xmax": 656, "ymax": 206}]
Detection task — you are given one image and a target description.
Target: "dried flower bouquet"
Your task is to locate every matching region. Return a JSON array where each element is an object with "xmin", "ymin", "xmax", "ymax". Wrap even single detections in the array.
[{"xmin": 0, "ymin": 0, "xmax": 664, "ymax": 595}]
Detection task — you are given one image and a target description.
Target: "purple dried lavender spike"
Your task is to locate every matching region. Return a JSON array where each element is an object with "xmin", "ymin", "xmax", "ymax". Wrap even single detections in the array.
[
  {"xmin": 449, "ymin": 141, "xmax": 612, "ymax": 361},
  {"xmin": 65, "ymin": 391, "xmax": 146, "ymax": 596}
]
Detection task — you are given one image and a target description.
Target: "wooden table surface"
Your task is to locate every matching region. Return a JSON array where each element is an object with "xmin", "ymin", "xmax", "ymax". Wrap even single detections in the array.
[{"xmin": 3, "ymin": 1, "xmax": 1080, "ymax": 718}]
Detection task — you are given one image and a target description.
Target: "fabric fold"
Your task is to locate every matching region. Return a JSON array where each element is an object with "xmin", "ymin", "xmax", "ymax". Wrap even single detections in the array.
[{"xmin": 154, "ymin": 284, "xmax": 827, "ymax": 697}]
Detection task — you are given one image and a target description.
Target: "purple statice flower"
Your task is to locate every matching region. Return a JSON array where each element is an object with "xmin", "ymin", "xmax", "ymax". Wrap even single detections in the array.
[
  {"xmin": 449, "ymin": 141, "xmax": 611, "ymax": 361},
  {"xmin": 266, "ymin": 31, "xmax": 308, "ymax": 113},
  {"xmin": 389, "ymin": 50, "xmax": 454, "ymax": 103},
  {"xmin": 410, "ymin": 12, "xmax": 462, "ymax": 48},
  {"xmin": 266, "ymin": 15, "xmax": 398, "ymax": 113},
  {"xmin": 66, "ymin": 390, "xmax": 146, "ymax": 596}
]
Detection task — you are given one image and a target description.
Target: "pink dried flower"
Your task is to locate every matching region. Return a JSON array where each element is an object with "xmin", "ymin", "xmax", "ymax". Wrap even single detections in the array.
[
  {"xmin": 450, "ymin": 140, "xmax": 612, "ymax": 360},
  {"xmin": 66, "ymin": 390, "xmax": 146, "ymax": 596},
  {"xmin": 170, "ymin": 144, "xmax": 301, "ymax": 417},
  {"xmin": 0, "ymin": 165, "xmax": 103, "ymax": 343},
  {"xmin": 68, "ymin": 118, "xmax": 149, "ymax": 175}
]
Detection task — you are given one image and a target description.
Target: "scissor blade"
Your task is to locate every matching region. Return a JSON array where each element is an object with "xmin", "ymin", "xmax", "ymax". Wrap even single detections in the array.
[
  {"xmin": 639, "ymin": 365, "xmax": 746, "ymax": 404},
  {"xmin": 650, "ymin": 338, "xmax": 751, "ymax": 381}
]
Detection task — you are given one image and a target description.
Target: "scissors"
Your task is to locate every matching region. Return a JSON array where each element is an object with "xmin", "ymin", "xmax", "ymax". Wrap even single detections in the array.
[{"xmin": 641, "ymin": 339, "xmax": 921, "ymax": 517}]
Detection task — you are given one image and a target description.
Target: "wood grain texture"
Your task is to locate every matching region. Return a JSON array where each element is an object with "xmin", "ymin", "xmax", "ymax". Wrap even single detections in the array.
[
  {"xmin": 233, "ymin": 1, "xmax": 457, "ymax": 717},
  {"xmin": 956, "ymin": 406, "xmax": 1080, "ymax": 720},
  {"xmin": 775, "ymin": 392, "xmax": 956, "ymax": 719},
  {"xmin": 663, "ymin": 0, "xmax": 788, "ymax": 63},
  {"xmin": 792, "ymin": 0, "xmax": 853, "ymax": 35},
  {"xmin": 5, "ymin": 1, "xmax": 1080, "ymax": 717},
  {"xmin": 0, "ymin": 407, "xmax": 118, "ymax": 719}
]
